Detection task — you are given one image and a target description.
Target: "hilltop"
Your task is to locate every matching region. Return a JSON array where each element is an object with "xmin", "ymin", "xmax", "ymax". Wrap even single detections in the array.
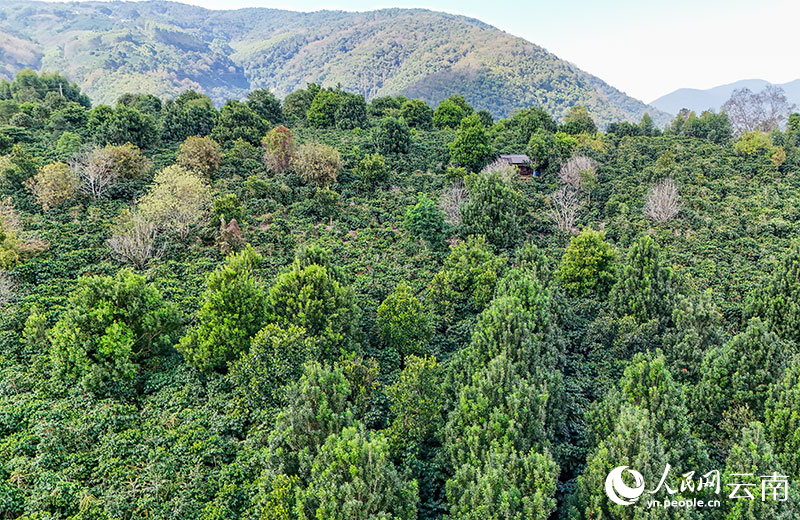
[{"xmin": 0, "ymin": 0, "xmax": 668, "ymax": 125}]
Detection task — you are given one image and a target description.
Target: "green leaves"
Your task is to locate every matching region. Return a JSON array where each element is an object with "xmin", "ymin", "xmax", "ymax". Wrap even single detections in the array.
[
  {"xmin": 49, "ymin": 270, "xmax": 180, "ymax": 395},
  {"xmin": 178, "ymin": 245, "xmax": 267, "ymax": 371}
]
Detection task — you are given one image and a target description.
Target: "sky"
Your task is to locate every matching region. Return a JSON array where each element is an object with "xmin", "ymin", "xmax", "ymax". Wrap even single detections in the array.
[{"xmin": 54, "ymin": 0, "xmax": 800, "ymax": 102}]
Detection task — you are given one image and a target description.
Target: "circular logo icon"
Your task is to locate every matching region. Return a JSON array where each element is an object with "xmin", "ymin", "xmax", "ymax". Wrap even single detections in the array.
[{"xmin": 605, "ymin": 466, "xmax": 645, "ymax": 506}]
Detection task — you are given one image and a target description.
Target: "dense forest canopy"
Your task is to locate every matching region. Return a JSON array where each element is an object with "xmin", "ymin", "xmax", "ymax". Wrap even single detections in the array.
[
  {"xmin": 0, "ymin": 69, "xmax": 800, "ymax": 519},
  {"xmin": 0, "ymin": 0, "xmax": 669, "ymax": 126}
]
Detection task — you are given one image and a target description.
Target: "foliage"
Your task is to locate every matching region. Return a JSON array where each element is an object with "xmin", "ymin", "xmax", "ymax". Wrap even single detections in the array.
[
  {"xmin": 460, "ymin": 168, "xmax": 524, "ymax": 250},
  {"xmin": 556, "ymin": 228, "xmax": 616, "ymax": 297},
  {"xmin": 25, "ymin": 162, "xmax": 79, "ymax": 210},
  {"xmin": 611, "ymin": 235, "xmax": 676, "ymax": 324},
  {"xmin": 262, "ymin": 126, "xmax": 295, "ymax": 175},
  {"xmin": 449, "ymin": 113, "xmax": 491, "ymax": 172},
  {"xmin": 293, "ymin": 142, "xmax": 342, "ymax": 186},
  {"xmin": 377, "ymin": 283, "xmax": 432, "ymax": 360},
  {"xmin": 354, "ymin": 152, "xmax": 389, "ymax": 186},
  {"xmin": 178, "ymin": 245, "xmax": 267, "ymax": 371},
  {"xmin": 138, "ymin": 165, "xmax": 212, "ymax": 239},
  {"xmin": 177, "ymin": 135, "xmax": 222, "ymax": 177},
  {"xmin": 374, "ymin": 116, "xmax": 411, "ymax": 155},
  {"xmin": 403, "ymin": 194, "xmax": 450, "ymax": 248},
  {"xmin": 49, "ymin": 270, "xmax": 179, "ymax": 394}
]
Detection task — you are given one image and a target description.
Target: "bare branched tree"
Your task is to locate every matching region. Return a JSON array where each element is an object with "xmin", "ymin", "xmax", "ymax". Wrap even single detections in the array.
[
  {"xmin": 481, "ymin": 158, "xmax": 518, "ymax": 183},
  {"xmin": 439, "ymin": 182, "xmax": 468, "ymax": 225},
  {"xmin": 0, "ymin": 271, "xmax": 15, "ymax": 309},
  {"xmin": 70, "ymin": 146, "xmax": 119, "ymax": 198},
  {"xmin": 722, "ymin": 86, "xmax": 797, "ymax": 136},
  {"xmin": 107, "ymin": 210, "xmax": 161, "ymax": 269},
  {"xmin": 559, "ymin": 155, "xmax": 597, "ymax": 190},
  {"xmin": 644, "ymin": 178, "xmax": 681, "ymax": 222},
  {"xmin": 548, "ymin": 186, "xmax": 580, "ymax": 233}
]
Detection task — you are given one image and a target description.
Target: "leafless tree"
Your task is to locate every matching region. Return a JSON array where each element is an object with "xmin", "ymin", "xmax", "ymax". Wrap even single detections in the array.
[
  {"xmin": 644, "ymin": 178, "xmax": 681, "ymax": 222},
  {"xmin": 722, "ymin": 86, "xmax": 796, "ymax": 136},
  {"xmin": 0, "ymin": 272, "xmax": 15, "ymax": 309},
  {"xmin": 481, "ymin": 158, "xmax": 518, "ymax": 183},
  {"xmin": 439, "ymin": 181, "xmax": 468, "ymax": 225},
  {"xmin": 559, "ymin": 155, "xmax": 596, "ymax": 190},
  {"xmin": 107, "ymin": 210, "xmax": 161, "ymax": 269},
  {"xmin": 70, "ymin": 146, "xmax": 119, "ymax": 198},
  {"xmin": 548, "ymin": 186, "xmax": 580, "ymax": 233}
]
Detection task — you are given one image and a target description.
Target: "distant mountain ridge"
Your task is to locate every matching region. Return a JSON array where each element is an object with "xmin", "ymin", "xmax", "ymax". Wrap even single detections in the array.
[
  {"xmin": 651, "ymin": 79, "xmax": 800, "ymax": 115},
  {"xmin": 0, "ymin": 0, "xmax": 668, "ymax": 125}
]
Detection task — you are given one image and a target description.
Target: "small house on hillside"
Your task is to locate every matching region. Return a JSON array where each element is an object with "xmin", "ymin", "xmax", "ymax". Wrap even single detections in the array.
[{"xmin": 498, "ymin": 154, "xmax": 534, "ymax": 176}]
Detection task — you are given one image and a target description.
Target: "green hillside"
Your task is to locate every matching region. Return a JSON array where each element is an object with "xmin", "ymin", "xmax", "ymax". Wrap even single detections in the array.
[
  {"xmin": 0, "ymin": 0, "xmax": 668, "ymax": 125},
  {"xmin": 0, "ymin": 69, "xmax": 799, "ymax": 519}
]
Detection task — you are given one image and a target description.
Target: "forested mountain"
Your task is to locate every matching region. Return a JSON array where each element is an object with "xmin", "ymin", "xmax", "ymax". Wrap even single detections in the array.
[
  {"xmin": 0, "ymin": 0, "xmax": 669, "ymax": 125},
  {"xmin": 0, "ymin": 69, "xmax": 799, "ymax": 519},
  {"xmin": 652, "ymin": 78, "xmax": 800, "ymax": 115}
]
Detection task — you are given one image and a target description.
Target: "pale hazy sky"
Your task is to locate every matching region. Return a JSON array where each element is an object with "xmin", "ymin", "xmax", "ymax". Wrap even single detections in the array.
[{"xmin": 53, "ymin": 0, "xmax": 800, "ymax": 102}]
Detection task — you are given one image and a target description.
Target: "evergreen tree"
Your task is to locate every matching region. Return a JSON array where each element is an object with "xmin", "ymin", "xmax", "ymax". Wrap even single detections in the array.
[
  {"xmin": 178, "ymin": 245, "xmax": 267, "ymax": 371},
  {"xmin": 461, "ymin": 168, "xmax": 524, "ymax": 250},
  {"xmin": 748, "ymin": 241, "xmax": 800, "ymax": 346},
  {"xmin": 449, "ymin": 113, "xmax": 491, "ymax": 172},
  {"xmin": 611, "ymin": 235, "xmax": 676, "ymax": 324},
  {"xmin": 556, "ymin": 228, "xmax": 617, "ymax": 297}
]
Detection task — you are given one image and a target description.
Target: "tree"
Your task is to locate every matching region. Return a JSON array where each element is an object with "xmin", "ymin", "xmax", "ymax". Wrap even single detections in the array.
[
  {"xmin": 403, "ymin": 194, "xmax": 450, "ymax": 248},
  {"xmin": 722, "ymin": 85, "xmax": 796, "ymax": 135},
  {"xmin": 87, "ymin": 105, "xmax": 158, "ymax": 148},
  {"xmin": 306, "ymin": 89, "xmax": 341, "ymax": 128},
  {"xmin": 611, "ymin": 235, "xmax": 676, "ymax": 324},
  {"xmin": 246, "ymin": 89, "xmax": 283, "ymax": 124},
  {"xmin": 434, "ymin": 95, "xmax": 473, "ymax": 129},
  {"xmin": 70, "ymin": 145, "xmax": 120, "ymax": 198},
  {"xmin": 293, "ymin": 142, "xmax": 342, "ymax": 186},
  {"xmin": 373, "ymin": 116, "xmax": 411, "ymax": 154},
  {"xmin": 267, "ymin": 360, "xmax": 354, "ymax": 478},
  {"xmin": 386, "ymin": 354, "xmax": 443, "ymax": 448},
  {"xmin": 556, "ymin": 228, "xmax": 616, "ymax": 297},
  {"xmin": 107, "ymin": 209, "xmax": 160, "ymax": 269},
  {"xmin": 749, "ymin": 241, "xmax": 800, "ymax": 345},
  {"xmin": 400, "ymin": 99, "xmax": 433, "ymax": 129},
  {"xmin": 449, "ymin": 113, "xmax": 491, "ymax": 172},
  {"xmin": 138, "ymin": 165, "xmax": 212, "ymax": 239},
  {"xmin": 461, "ymin": 168, "xmax": 524, "ymax": 250},
  {"xmin": 377, "ymin": 283, "xmax": 432, "ymax": 362},
  {"xmin": 766, "ymin": 359, "xmax": 800, "ymax": 477},
  {"xmin": 558, "ymin": 155, "xmax": 596, "ymax": 191},
  {"xmin": 429, "ymin": 235, "xmax": 506, "ymax": 320},
  {"xmin": 722, "ymin": 422, "xmax": 799, "ymax": 520},
  {"xmin": 282, "ymin": 84, "xmax": 319, "ymax": 124},
  {"xmin": 262, "ymin": 125, "xmax": 295, "ymax": 175},
  {"xmin": 266, "ymin": 260, "xmax": 361, "ymax": 361},
  {"xmin": 161, "ymin": 92, "xmax": 217, "ymax": 142},
  {"xmin": 229, "ymin": 323, "xmax": 311, "ymax": 413},
  {"xmin": 440, "ymin": 181, "xmax": 468, "ymax": 225},
  {"xmin": 644, "ymin": 178, "xmax": 681, "ymax": 222},
  {"xmin": 25, "ymin": 162, "xmax": 79, "ymax": 210},
  {"xmin": 177, "ymin": 136, "xmax": 221, "ymax": 177},
  {"xmin": 334, "ymin": 94, "xmax": 368, "ymax": 130},
  {"xmin": 561, "ymin": 105, "xmax": 597, "ymax": 135},
  {"xmin": 211, "ymin": 100, "xmax": 267, "ymax": 146},
  {"xmin": 354, "ymin": 152, "xmax": 389, "ymax": 187},
  {"xmin": 298, "ymin": 427, "xmax": 418, "ymax": 520},
  {"xmin": 693, "ymin": 318, "xmax": 787, "ymax": 445},
  {"xmin": 49, "ymin": 270, "xmax": 179, "ymax": 394},
  {"xmin": 178, "ymin": 245, "xmax": 267, "ymax": 371}
]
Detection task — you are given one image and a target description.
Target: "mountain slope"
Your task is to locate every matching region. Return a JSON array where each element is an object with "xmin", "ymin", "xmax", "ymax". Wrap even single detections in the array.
[
  {"xmin": 0, "ymin": 0, "xmax": 668, "ymax": 125},
  {"xmin": 651, "ymin": 78, "xmax": 800, "ymax": 115}
]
